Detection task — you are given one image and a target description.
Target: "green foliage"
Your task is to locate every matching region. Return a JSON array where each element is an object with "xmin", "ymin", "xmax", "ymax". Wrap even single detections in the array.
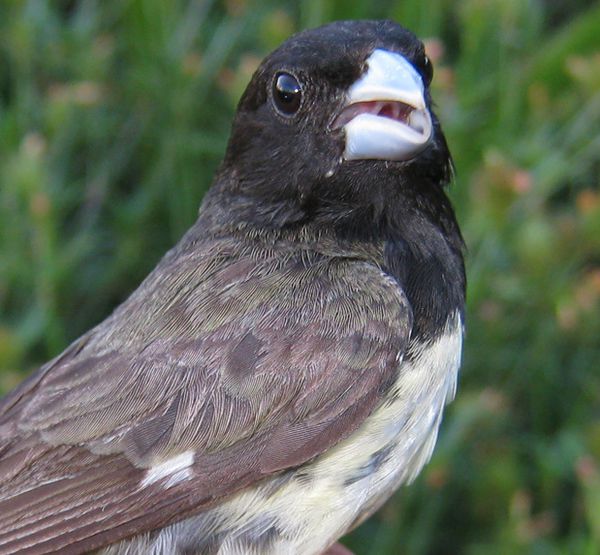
[{"xmin": 1, "ymin": 1, "xmax": 599, "ymax": 553}]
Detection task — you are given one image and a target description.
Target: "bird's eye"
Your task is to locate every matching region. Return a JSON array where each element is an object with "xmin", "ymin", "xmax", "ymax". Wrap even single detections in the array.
[
  {"xmin": 272, "ymin": 72, "xmax": 302, "ymax": 115},
  {"xmin": 421, "ymin": 55, "xmax": 433, "ymax": 85}
]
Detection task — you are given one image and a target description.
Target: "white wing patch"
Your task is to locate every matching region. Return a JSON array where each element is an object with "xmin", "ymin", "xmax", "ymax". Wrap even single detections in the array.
[
  {"xmin": 141, "ymin": 451, "xmax": 195, "ymax": 488},
  {"xmin": 116, "ymin": 313, "xmax": 464, "ymax": 555}
]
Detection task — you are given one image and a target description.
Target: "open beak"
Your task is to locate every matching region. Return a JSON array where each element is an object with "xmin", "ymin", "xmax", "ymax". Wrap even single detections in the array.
[{"xmin": 333, "ymin": 49, "xmax": 433, "ymax": 161}]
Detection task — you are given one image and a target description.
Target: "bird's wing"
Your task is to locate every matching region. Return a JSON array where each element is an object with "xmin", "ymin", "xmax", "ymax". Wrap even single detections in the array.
[{"xmin": 0, "ymin": 241, "xmax": 412, "ymax": 554}]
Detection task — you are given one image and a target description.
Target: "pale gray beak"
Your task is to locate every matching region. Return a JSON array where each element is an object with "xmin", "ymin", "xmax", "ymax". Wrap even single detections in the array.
[{"xmin": 333, "ymin": 49, "xmax": 433, "ymax": 161}]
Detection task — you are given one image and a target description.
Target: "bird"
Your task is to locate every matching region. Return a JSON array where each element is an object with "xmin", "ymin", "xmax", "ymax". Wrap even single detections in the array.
[{"xmin": 0, "ymin": 19, "xmax": 465, "ymax": 555}]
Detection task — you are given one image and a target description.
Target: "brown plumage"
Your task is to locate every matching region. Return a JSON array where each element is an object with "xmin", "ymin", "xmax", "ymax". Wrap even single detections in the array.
[
  {"xmin": 0, "ymin": 19, "xmax": 465, "ymax": 554},
  {"xmin": 0, "ymin": 231, "xmax": 411, "ymax": 553}
]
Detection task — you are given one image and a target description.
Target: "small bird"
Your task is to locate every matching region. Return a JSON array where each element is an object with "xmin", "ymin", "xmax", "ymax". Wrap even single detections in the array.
[{"xmin": 0, "ymin": 19, "xmax": 465, "ymax": 555}]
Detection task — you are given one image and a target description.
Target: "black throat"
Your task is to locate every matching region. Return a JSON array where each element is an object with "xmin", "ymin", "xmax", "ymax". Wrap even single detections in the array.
[{"xmin": 198, "ymin": 160, "xmax": 466, "ymax": 341}]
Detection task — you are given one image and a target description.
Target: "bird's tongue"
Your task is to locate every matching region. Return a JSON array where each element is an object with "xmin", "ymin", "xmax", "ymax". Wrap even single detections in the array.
[{"xmin": 333, "ymin": 101, "xmax": 413, "ymax": 129}]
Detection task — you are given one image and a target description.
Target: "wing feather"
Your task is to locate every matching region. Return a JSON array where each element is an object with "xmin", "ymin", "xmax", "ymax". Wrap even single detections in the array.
[{"xmin": 0, "ymin": 239, "xmax": 412, "ymax": 554}]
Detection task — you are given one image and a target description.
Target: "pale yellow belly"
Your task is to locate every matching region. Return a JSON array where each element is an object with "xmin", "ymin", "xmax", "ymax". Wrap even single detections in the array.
[{"xmin": 102, "ymin": 314, "xmax": 462, "ymax": 555}]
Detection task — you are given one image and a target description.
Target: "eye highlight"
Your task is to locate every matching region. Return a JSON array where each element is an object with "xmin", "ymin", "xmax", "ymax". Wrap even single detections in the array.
[
  {"xmin": 421, "ymin": 55, "xmax": 433, "ymax": 85},
  {"xmin": 272, "ymin": 72, "xmax": 302, "ymax": 115}
]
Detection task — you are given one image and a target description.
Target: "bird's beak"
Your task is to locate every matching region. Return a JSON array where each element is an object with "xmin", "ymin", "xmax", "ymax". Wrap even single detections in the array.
[{"xmin": 333, "ymin": 49, "xmax": 432, "ymax": 161}]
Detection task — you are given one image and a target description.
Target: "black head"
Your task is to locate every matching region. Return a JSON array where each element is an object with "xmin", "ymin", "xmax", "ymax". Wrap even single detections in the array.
[{"xmin": 207, "ymin": 20, "xmax": 455, "ymax": 238}]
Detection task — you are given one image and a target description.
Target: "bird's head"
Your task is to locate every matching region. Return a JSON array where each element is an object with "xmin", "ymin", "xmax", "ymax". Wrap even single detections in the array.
[{"xmin": 212, "ymin": 20, "xmax": 454, "ymax": 236}]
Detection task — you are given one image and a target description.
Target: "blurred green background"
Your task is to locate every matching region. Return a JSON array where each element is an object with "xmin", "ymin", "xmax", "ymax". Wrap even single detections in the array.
[{"xmin": 1, "ymin": 0, "xmax": 599, "ymax": 553}]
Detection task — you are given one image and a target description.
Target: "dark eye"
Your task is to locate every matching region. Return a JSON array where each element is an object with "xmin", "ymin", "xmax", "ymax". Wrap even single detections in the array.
[
  {"xmin": 421, "ymin": 55, "xmax": 433, "ymax": 85},
  {"xmin": 272, "ymin": 72, "xmax": 302, "ymax": 115}
]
